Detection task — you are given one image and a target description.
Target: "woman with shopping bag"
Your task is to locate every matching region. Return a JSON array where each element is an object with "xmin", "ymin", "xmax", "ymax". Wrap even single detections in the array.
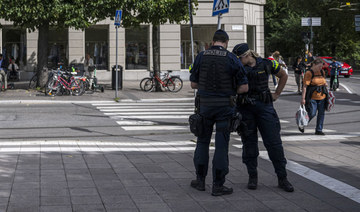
[{"xmin": 300, "ymin": 58, "xmax": 328, "ymax": 135}]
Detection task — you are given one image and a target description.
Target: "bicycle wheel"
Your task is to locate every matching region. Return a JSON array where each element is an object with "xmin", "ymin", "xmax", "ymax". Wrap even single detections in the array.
[
  {"xmin": 143, "ymin": 78, "xmax": 154, "ymax": 92},
  {"xmin": 167, "ymin": 77, "xmax": 183, "ymax": 92},
  {"xmin": 71, "ymin": 80, "xmax": 84, "ymax": 96},
  {"xmin": 28, "ymin": 75, "xmax": 37, "ymax": 89},
  {"xmin": 45, "ymin": 78, "xmax": 61, "ymax": 96},
  {"xmin": 140, "ymin": 77, "xmax": 152, "ymax": 91}
]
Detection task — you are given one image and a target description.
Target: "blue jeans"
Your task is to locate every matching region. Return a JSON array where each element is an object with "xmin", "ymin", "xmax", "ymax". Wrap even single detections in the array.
[
  {"xmin": 193, "ymin": 105, "xmax": 234, "ymax": 186},
  {"xmin": 309, "ymin": 99, "xmax": 325, "ymax": 132},
  {"xmin": 237, "ymin": 101, "xmax": 287, "ymax": 178}
]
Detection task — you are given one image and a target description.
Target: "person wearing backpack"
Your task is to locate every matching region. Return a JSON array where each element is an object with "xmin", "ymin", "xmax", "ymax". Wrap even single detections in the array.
[{"xmin": 300, "ymin": 58, "xmax": 328, "ymax": 135}]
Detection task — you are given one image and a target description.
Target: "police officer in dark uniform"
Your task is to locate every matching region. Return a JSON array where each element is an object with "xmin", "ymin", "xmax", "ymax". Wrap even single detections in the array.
[
  {"xmin": 189, "ymin": 30, "xmax": 248, "ymax": 196},
  {"xmin": 232, "ymin": 43, "xmax": 294, "ymax": 192}
]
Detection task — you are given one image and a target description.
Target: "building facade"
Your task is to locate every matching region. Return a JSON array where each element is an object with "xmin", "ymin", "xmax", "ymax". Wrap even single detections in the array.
[{"xmin": 0, "ymin": 0, "xmax": 266, "ymax": 81}]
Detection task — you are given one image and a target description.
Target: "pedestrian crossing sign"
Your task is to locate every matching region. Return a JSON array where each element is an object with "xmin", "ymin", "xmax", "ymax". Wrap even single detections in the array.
[
  {"xmin": 212, "ymin": 0, "xmax": 230, "ymax": 16},
  {"xmin": 114, "ymin": 10, "xmax": 122, "ymax": 26}
]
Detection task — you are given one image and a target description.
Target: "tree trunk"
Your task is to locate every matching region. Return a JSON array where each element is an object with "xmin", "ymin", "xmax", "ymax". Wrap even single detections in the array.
[
  {"xmin": 37, "ymin": 23, "xmax": 49, "ymax": 88},
  {"xmin": 152, "ymin": 25, "xmax": 161, "ymax": 91}
]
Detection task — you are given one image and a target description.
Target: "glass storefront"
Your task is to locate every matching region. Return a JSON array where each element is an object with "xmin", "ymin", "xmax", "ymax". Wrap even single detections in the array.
[
  {"xmin": 125, "ymin": 26, "xmax": 149, "ymax": 70},
  {"xmin": 85, "ymin": 25, "xmax": 109, "ymax": 70},
  {"xmin": 48, "ymin": 28, "xmax": 68, "ymax": 68},
  {"xmin": 180, "ymin": 25, "xmax": 218, "ymax": 69},
  {"xmin": 1, "ymin": 26, "xmax": 27, "ymax": 68}
]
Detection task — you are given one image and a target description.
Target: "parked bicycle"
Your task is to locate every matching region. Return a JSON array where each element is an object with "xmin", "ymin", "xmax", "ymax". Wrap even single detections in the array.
[
  {"xmin": 45, "ymin": 68, "xmax": 85, "ymax": 96},
  {"xmin": 139, "ymin": 70, "xmax": 183, "ymax": 92}
]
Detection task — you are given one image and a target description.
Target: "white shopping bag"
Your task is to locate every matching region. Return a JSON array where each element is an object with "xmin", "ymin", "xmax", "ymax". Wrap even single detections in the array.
[
  {"xmin": 326, "ymin": 91, "xmax": 335, "ymax": 112},
  {"xmin": 295, "ymin": 105, "xmax": 309, "ymax": 128}
]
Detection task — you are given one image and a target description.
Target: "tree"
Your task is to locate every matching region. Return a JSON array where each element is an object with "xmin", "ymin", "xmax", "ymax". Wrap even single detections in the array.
[
  {"xmin": 0, "ymin": 0, "xmax": 120, "ymax": 87},
  {"xmin": 265, "ymin": 0, "xmax": 360, "ymax": 68},
  {"xmin": 120, "ymin": 0, "xmax": 198, "ymax": 91}
]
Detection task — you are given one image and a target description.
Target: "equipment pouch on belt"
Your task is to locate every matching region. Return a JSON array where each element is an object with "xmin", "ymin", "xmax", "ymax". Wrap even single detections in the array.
[{"xmin": 189, "ymin": 113, "xmax": 203, "ymax": 137}]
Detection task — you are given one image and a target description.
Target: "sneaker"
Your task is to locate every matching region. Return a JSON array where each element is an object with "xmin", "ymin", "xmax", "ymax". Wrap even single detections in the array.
[
  {"xmin": 278, "ymin": 177, "xmax": 294, "ymax": 192},
  {"xmin": 298, "ymin": 127, "xmax": 304, "ymax": 133},
  {"xmin": 247, "ymin": 175, "xmax": 258, "ymax": 190},
  {"xmin": 211, "ymin": 185, "xmax": 233, "ymax": 196},
  {"xmin": 190, "ymin": 179, "xmax": 205, "ymax": 191},
  {"xmin": 315, "ymin": 131, "xmax": 325, "ymax": 135}
]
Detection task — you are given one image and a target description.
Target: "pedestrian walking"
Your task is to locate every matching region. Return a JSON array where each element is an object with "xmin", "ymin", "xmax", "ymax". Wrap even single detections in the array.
[
  {"xmin": 0, "ymin": 54, "xmax": 8, "ymax": 90},
  {"xmin": 232, "ymin": 43, "xmax": 294, "ymax": 192},
  {"xmin": 292, "ymin": 56, "xmax": 306, "ymax": 94},
  {"xmin": 189, "ymin": 29, "xmax": 248, "ymax": 196},
  {"xmin": 329, "ymin": 57, "xmax": 341, "ymax": 91},
  {"xmin": 301, "ymin": 58, "xmax": 328, "ymax": 135}
]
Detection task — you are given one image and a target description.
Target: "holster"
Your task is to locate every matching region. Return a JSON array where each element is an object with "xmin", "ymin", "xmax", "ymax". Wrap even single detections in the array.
[
  {"xmin": 229, "ymin": 112, "xmax": 242, "ymax": 132},
  {"xmin": 189, "ymin": 95, "xmax": 203, "ymax": 137},
  {"xmin": 189, "ymin": 113, "xmax": 203, "ymax": 137}
]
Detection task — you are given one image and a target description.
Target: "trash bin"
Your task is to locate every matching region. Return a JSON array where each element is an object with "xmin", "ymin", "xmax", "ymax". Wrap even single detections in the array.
[{"xmin": 112, "ymin": 65, "xmax": 123, "ymax": 90}]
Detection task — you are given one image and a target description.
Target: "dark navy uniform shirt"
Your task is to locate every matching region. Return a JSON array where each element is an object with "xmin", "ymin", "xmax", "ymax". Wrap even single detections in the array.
[{"xmin": 190, "ymin": 46, "xmax": 248, "ymax": 97}]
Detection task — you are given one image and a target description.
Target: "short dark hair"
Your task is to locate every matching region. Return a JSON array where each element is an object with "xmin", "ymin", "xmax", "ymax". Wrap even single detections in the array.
[
  {"xmin": 213, "ymin": 29, "xmax": 229, "ymax": 43},
  {"xmin": 0, "ymin": 54, "xmax": 2, "ymax": 57},
  {"xmin": 332, "ymin": 57, "xmax": 337, "ymax": 61}
]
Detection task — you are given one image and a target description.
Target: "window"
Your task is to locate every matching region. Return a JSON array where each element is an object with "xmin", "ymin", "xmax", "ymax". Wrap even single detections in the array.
[
  {"xmin": 85, "ymin": 25, "xmax": 109, "ymax": 70},
  {"xmin": 1, "ymin": 26, "xmax": 27, "ymax": 68},
  {"xmin": 247, "ymin": 25, "xmax": 256, "ymax": 51},
  {"xmin": 180, "ymin": 25, "xmax": 218, "ymax": 69},
  {"xmin": 125, "ymin": 26, "xmax": 149, "ymax": 70},
  {"xmin": 48, "ymin": 28, "xmax": 68, "ymax": 68}
]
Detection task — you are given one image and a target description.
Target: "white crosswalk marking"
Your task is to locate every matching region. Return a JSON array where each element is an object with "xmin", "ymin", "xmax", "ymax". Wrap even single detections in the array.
[
  {"xmin": 93, "ymin": 100, "xmax": 296, "ymax": 133},
  {"xmin": 93, "ymin": 100, "xmax": 193, "ymax": 132}
]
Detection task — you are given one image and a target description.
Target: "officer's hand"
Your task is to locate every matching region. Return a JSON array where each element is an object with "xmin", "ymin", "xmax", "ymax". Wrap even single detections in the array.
[{"xmin": 272, "ymin": 93, "xmax": 280, "ymax": 101}]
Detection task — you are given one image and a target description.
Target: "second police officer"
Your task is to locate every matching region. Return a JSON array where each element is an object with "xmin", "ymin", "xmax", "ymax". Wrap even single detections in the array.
[
  {"xmin": 189, "ymin": 30, "xmax": 248, "ymax": 196},
  {"xmin": 232, "ymin": 43, "xmax": 294, "ymax": 192}
]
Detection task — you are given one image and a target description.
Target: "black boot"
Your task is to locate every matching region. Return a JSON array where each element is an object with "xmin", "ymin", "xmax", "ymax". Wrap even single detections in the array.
[
  {"xmin": 211, "ymin": 184, "xmax": 233, "ymax": 196},
  {"xmin": 247, "ymin": 175, "xmax": 258, "ymax": 190},
  {"xmin": 278, "ymin": 177, "xmax": 294, "ymax": 192},
  {"xmin": 190, "ymin": 179, "xmax": 205, "ymax": 191}
]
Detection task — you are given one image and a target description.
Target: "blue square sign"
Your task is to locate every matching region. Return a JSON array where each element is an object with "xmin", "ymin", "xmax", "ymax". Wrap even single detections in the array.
[
  {"xmin": 115, "ymin": 10, "xmax": 122, "ymax": 26},
  {"xmin": 212, "ymin": 0, "xmax": 230, "ymax": 16}
]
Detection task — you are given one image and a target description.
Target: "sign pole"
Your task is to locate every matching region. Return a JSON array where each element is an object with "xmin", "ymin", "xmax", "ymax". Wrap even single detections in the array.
[
  {"xmin": 114, "ymin": 10, "xmax": 122, "ymax": 99},
  {"xmin": 115, "ymin": 25, "xmax": 119, "ymax": 98},
  {"xmin": 217, "ymin": 13, "xmax": 222, "ymax": 29},
  {"xmin": 189, "ymin": 0, "xmax": 194, "ymax": 64}
]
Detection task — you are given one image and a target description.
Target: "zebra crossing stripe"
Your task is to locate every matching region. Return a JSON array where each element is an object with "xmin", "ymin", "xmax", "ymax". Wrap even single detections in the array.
[
  {"xmin": 116, "ymin": 121, "xmax": 156, "ymax": 126},
  {"xmin": 104, "ymin": 112, "xmax": 192, "ymax": 115},
  {"xmin": 93, "ymin": 103, "xmax": 194, "ymax": 106},
  {"xmin": 110, "ymin": 115, "xmax": 189, "ymax": 119},
  {"xmin": 121, "ymin": 125, "xmax": 189, "ymax": 131},
  {"xmin": 99, "ymin": 108, "xmax": 194, "ymax": 112},
  {"xmin": 259, "ymin": 151, "xmax": 360, "ymax": 204}
]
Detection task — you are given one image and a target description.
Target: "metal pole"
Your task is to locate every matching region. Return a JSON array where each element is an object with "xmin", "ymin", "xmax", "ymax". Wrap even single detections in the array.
[
  {"xmin": 217, "ymin": 13, "xmax": 222, "ymax": 29},
  {"xmin": 310, "ymin": 18, "xmax": 313, "ymax": 53},
  {"xmin": 115, "ymin": 26, "xmax": 119, "ymax": 98},
  {"xmin": 189, "ymin": 0, "xmax": 194, "ymax": 64}
]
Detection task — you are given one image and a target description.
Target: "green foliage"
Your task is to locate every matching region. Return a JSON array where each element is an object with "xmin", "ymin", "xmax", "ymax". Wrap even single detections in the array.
[
  {"xmin": 265, "ymin": 0, "xmax": 360, "ymax": 67},
  {"xmin": 120, "ymin": 0, "xmax": 198, "ymax": 27},
  {"xmin": 0, "ymin": 0, "xmax": 120, "ymax": 30}
]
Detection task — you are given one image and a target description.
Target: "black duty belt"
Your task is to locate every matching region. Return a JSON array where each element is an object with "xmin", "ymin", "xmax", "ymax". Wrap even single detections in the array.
[{"xmin": 200, "ymin": 96, "xmax": 236, "ymax": 107}]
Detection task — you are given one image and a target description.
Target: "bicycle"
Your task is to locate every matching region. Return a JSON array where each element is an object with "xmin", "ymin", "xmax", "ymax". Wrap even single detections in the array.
[
  {"xmin": 45, "ymin": 69, "xmax": 85, "ymax": 96},
  {"xmin": 140, "ymin": 70, "xmax": 183, "ymax": 92}
]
